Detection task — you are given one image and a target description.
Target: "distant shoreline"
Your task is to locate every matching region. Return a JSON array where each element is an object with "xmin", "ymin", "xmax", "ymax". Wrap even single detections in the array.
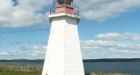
[
  {"xmin": 84, "ymin": 58, "xmax": 140, "ymax": 62},
  {"xmin": 1, "ymin": 58, "xmax": 140, "ymax": 62},
  {"xmin": 1, "ymin": 58, "xmax": 140, "ymax": 74}
]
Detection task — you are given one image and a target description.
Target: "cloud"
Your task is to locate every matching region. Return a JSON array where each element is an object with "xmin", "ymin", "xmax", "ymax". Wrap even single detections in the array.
[
  {"xmin": 0, "ymin": 41, "xmax": 47, "ymax": 59},
  {"xmin": 1, "ymin": 32, "xmax": 140, "ymax": 59},
  {"xmin": 0, "ymin": 0, "xmax": 52, "ymax": 28},
  {"xmin": 0, "ymin": 51, "xmax": 10, "ymax": 56},
  {"xmin": 75, "ymin": 0, "xmax": 140, "ymax": 21},
  {"xmin": 18, "ymin": 44, "xmax": 47, "ymax": 57},
  {"xmin": 1, "ymin": 0, "xmax": 140, "ymax": 27},
  {"xmin": 81, "ymin": 33, "xmax": 140, "ymax": 59},
  {"xmin": 96, "ymin": 33, "xmax": 140, "ymax": 41},
  {"xmin": 96, "ymin": 33, "xmax": 122, "ymax": 40}
]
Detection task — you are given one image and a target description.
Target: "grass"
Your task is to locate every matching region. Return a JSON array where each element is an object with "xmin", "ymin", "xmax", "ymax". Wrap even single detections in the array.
[
  {"xmin": 0, "ymin": 66, "xmax": 131, "ymax": 75},
  {"xmin": 0, "ymin": 66, "xmax": 41, "ymax": 75},
  {"xmin": 0, "ymin": 70, "xmax": 41, "ymax": 75},
  {"xmin": 88, "ymin": 72, "xmax": 131, "ymax": 75}
]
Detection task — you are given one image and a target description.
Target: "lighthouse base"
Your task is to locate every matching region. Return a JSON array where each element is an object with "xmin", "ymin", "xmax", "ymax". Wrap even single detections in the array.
[{"xmin": 42, "ymin": 14, "xmax": 84, "ymax": 75}]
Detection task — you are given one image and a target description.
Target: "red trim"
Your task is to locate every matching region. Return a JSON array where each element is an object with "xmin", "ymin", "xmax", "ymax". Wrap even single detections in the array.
[{"xmin": 56, "ymin": 6, "xmax": 74, "ymax": 14}]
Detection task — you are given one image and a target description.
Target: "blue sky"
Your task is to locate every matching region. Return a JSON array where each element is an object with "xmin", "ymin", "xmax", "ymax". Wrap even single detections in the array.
[{"xmin": 0, "ymin": 0, "xmax": 140, "ymax": 59}]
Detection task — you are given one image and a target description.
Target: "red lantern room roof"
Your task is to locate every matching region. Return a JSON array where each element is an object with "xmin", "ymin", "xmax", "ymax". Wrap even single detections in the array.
[
  {"xmin": 49, "ymin": 0, "xmax": 79, "ymax": 15},
  {"xmin": 55, "ymin": 0, "xmax": 74, "ymax": 14}
]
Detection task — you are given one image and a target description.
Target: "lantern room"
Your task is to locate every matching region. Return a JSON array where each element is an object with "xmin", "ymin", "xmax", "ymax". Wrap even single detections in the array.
[
  {"xmin": 57, "ymin": 0, "xmax": 73, "ymax": 7},
  {"xmin": 55, "ymin": 0, "xmax": 75, "ymax": 14}
]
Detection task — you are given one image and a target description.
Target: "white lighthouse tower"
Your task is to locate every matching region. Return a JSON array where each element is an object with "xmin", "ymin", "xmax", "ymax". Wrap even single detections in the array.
[{"xmin": 42, "ymin": 0, "xmax": 85, "ymax": 75}]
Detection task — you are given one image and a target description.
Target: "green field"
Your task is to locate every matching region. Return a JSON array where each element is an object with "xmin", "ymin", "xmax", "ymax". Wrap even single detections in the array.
[
  {"xmin": 0, "ymin": 71, "xmax": 130, "ymax": 75},
  {"xmin": 0, "ymin": 66, "xmax": 41, "ymax": 75},
  {"xmin": 0, "ymin": 71, "xmax": 129, "ymax": 75},
  {"xmin": 0, "ymin": 70, "xmax": 41, "ymax": 75},
  {"xmin": 88, "ymin": 72, "xmax": 130, "ymax": 75},
  {"xmin": 0, "ymin": 70, "xmax": 130, "ymax": 75},
  {"xmin": 0, "ymin": 67, "xmax": 130, "ymax": 75}
]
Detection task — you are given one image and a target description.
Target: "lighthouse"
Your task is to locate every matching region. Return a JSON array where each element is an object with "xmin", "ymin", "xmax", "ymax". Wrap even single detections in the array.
[{"xmin": 42, "ymin": 0, "xmax": 85, "ymax": 75}]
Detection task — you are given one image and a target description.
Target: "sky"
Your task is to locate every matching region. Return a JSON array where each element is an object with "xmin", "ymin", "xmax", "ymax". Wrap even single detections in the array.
[{"xmin": 0, "ymin": 0, "xmax": 140, "ymax": 59}]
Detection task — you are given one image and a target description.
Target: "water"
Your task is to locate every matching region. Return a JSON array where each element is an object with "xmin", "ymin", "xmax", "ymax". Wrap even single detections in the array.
[
  {"xmin": 0, "ymin": 59, "xmax": 140, "ymax": 75},
  {"xmin": 84, "ymin": 61, "xmax": 140, "ymax": 75}
]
